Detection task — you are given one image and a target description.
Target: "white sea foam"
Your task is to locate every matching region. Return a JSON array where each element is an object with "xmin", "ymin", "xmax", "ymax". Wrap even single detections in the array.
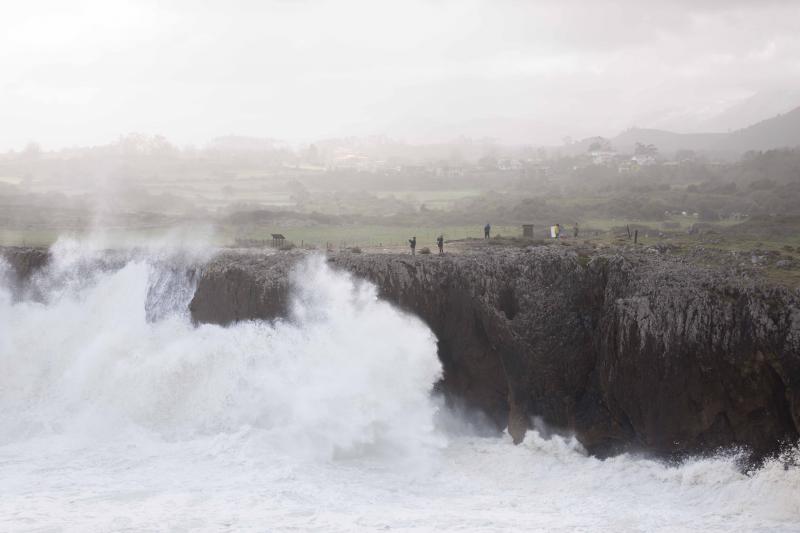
[{"xmin": 0, "ymin": 241, "xmax": 797, "ymax": 532}]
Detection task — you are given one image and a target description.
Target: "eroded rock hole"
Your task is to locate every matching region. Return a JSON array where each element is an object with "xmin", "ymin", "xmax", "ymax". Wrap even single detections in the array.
[{"xmin": 498, "ymin": 287, "xmax": 518, "ymax": 320}]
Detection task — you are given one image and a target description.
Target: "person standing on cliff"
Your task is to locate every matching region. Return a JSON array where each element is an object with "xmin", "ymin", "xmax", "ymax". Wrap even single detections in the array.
[
  {"xmin": 436, "ymin": 235, "xmax": 444, "ymax": 254},
  {"xmin": 409, "ymin": 236, "xmax": 416, "ymax": 256},
  {"xmin": 484, "ymin": 223, "xmax": 491, "ymax": 239},
  {"xmin": 573, "ymin": 223, "xmax": 579, "ymax": 238}
]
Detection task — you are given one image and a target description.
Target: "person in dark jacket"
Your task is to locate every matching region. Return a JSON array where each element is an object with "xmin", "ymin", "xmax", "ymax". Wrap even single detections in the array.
[
  {"xmin": 484, "ymin": 223, "xmax": 491, "ymax": 239},
  {"xmin": 409, "ymin": 236, "xmax": 417, "ymax": 256},
  {"xmin": 436, "ymin": 235, "xmax": 444, "ymax": 254}
]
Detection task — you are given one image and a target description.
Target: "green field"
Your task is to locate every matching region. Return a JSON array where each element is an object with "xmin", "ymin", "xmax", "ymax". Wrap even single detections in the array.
[
  {"xmin": 224, "ymin": 224, "xmax": 522, "ymax": 249},
  {"xmin": 0, "ymin": 224, "xmax": 523, "ymax": 249}
]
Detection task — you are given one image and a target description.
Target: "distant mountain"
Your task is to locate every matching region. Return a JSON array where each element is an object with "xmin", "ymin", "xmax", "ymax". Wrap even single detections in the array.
[
  {"xmin": 605, "ymin": 105, "xmax": 800, "ymax": 157},
  {"xmin": 206, "ymin": 135, "xmax": 288, "ymax": 152},
  {"xmin": 610, "ymin": 128, "xmax": 725, "ymax": 154},
  {"xmin": 724, "ymin": 106, "xmax": 800, "ymax": 152},
  {"xmin": 696, "ymin": 89, "xmax": 800, "ymax": 133}
]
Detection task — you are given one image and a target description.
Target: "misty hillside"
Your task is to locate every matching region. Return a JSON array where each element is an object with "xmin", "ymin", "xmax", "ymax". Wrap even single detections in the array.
[
  {"xmin": 610, "ymin": 129, "xmax": 726, "ymax": 155},
  {"xmin": 608, "ymin": 105, "xmax": 800, "ymax": 156},
  {"xmin": 696, "ymin": 89, "xmax": 800, "ymax": 133},
  {"xmin": 724, "ymin": 106, "xmax": 800, "ymax": 152}
]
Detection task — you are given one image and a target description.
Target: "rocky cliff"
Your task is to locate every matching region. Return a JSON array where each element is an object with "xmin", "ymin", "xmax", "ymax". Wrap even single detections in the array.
[
  {"xmin": 188, "ymin": 246, "xmax": 800, "ymax": 461},
  {"xmin": 0, "ymin": 246, "xmax": 50, "ymax": 300},
  {"xmin": 0, "ymin": 246, "xmax": 49, "ymax": 280},
  {"xmin": 4, "ymin": 244, "xmax": 799, "ymax": 461}
]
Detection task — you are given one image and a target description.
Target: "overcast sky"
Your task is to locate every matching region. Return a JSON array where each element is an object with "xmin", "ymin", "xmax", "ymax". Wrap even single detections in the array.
[{"xmin": 1, "ymin": 0, "xmax": 799, "ymax": 150}]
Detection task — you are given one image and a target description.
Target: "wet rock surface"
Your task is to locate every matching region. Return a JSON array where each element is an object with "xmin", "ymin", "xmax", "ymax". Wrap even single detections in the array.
[
  {"xmin": 187, "ymin": 246, "xmax": 800, "ymax": 461},
  {"xmin": 0, "ymin": 246, "xmax": 49, "ymax": 281},
  {"xmin": 188, "ymin": 250, "xmax": 298, "ymax": 326},
  {"xmin": 3, "ymin": 244, "xmax": 799, "ymax": 461},
  {"xmin": 0, "ymin": 246, "xmax": 50, "ymax": 299}
]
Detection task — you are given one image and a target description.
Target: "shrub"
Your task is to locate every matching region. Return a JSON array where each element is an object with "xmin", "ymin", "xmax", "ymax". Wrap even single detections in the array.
[
  {"xmin": 349, "ymin": 246, "xmax": 362, "ymax": 253},
  {"xmin": 419, "ymin": 247, "xmax": 431, "ymax": 254}
]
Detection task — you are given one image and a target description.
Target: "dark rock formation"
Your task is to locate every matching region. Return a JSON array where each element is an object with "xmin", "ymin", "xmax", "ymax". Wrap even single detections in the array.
[
  {"xmin": 188, "ymin": 251, "xmax": 297, "ymax": 325},
  {"xmin": 188, "ymin": 246, "xmax": 800, "ymax": 461},
  {"xmin": 329, "ymin": 249, "xmax": 603, "ymax": 443},
  {"xmin": 0, "ymin": 246, "xmax": 50, "ymax": 281},
  {"xmin": 595, "ymin": 257, "xmax": 800, "ymax": 459},
  {"xmin": 0, "ymin": 246, "xmax": 50, "ymax": 299},
  {"xmin": 3, "ymin": 244, "xmax": 798, "ymax": 461}
]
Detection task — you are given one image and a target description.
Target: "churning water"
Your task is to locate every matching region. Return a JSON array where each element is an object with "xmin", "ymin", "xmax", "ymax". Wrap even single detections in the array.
[{"xmin": 0, "ymin": 240, "xmax": 798, "ymax": 532}]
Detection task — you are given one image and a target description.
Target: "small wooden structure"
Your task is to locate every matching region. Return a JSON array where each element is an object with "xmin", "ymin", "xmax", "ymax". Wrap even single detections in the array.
[
  {"xmin": 271, "ymin": 233, "xmax": 286, "ymax": 248},
  {"xmin": 522, "ymin": 224, "xmax": 534, "ymax": 238}
]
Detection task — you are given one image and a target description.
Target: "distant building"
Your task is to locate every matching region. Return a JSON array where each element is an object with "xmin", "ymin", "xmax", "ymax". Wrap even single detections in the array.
[
  {"xmin": 631, "ymin": 154, "xmax": 657, "ymax": 166},
  {"xmin": 497, "ymin": 158, "xmax": 523, "ymax": 171},
  {"xmin": 434, "ymin": 166, "xmax": 466, "ymax": 177},
  {"xmin": 522, "ymin": 164, "xmax": 551, "ymax": 179},
  {"xmin": 589, "ymin": 150, "xmax": 617, "ymax": 165},
  {"xmin": 618, "ymin": 160, "xmax": 638, "ymax": 174},
  {"xmin": 330, "ymin": 153, "xmax": 370, "ymax": 170},
  {"xmin": 328, "ymin": 154, "xmax": 399, "ymax": 173}
]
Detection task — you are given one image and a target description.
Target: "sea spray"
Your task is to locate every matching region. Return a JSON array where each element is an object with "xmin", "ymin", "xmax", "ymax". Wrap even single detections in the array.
[
  {"xmin": 0, "ymin": 242, "xmax": 798, "ymax": 531},
  {"xmin": 0, "ymin": 244, "xmax": 444, "ymax": 461}
]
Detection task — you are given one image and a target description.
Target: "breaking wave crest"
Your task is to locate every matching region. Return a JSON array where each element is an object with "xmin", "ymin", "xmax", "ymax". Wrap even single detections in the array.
[
  {"xmin": 0, "ymin": 241, "xmax": 443, "ymax": 461},
  {"xmin": 0, "ymin": 239, "xmax": 797, "ymax": 531}
]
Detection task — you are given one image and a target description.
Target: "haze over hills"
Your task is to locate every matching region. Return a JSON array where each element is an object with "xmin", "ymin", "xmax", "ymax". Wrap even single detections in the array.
[
  {"xmin": 4, "ymin": 101, "xmax": 799, "ymax": 163},
  {"xmin": 694, "ymin": 89, "xmax": 800, "ymax": 133},
  {"xmin": 574, "ymin": 104, "xmax": 800, "ymax": 158},
  {"xmin": 724, "ymin": 105, "xmax": 800, "ymax": 152},
  {"xmin": 3, "ymin": 2, "xmax": 800, "ymax": 531}
]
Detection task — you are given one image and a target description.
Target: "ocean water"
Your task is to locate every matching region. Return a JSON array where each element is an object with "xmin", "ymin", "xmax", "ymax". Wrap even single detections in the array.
[{"xmin": 0, "ymin": 241, "xmax": 798, "ymax": 532}]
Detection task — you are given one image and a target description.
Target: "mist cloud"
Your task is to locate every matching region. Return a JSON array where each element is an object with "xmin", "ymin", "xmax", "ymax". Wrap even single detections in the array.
[{"xmin": 2, "ymin": 0, "xmax": 799, "ymax": 149}]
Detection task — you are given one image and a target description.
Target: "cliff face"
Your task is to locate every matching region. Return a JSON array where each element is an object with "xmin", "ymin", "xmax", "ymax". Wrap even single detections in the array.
[
  {"xmin": 595, "ymin": 258, "xmax": 800, "ymax": 458},
  {"xmin": 0, "ymin": 246, "xmax": 49, "ymax": 277},
  {"xmin": 189, "ymin": 247, "xmax": 800, "ymax": 460},
  {"xmin": 328, "ymin": 249, "xmax": 604, "ymax": 447},
  {"xmin": 189, "ymin": 252, "xmax": 296, "ymax": 326},
  {"xmin": 0, "ymin": 246, "xmax": 50, "ymax": 300},
  {"xmin": 3, "ymin": 245, "xmax": 799, "ymax": 460}
]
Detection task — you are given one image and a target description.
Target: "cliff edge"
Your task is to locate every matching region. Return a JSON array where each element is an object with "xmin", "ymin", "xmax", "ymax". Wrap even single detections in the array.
[
  {"xmin": 4, "ymin": 244, "xmax": 798, "ymax": 461},
  {"xmin": 189, "ymin": 246, "xmax": 800, "ymax": 460}
]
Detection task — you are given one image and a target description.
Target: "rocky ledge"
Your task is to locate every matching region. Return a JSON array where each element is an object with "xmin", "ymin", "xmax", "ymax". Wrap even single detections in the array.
[
  {"xmin": 188, "ymin": 245, "xmax": 800, "ymax": 461},
  {"xmin": 4, "ymin": 244, "xmax": 799, "ymax": 461}
]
